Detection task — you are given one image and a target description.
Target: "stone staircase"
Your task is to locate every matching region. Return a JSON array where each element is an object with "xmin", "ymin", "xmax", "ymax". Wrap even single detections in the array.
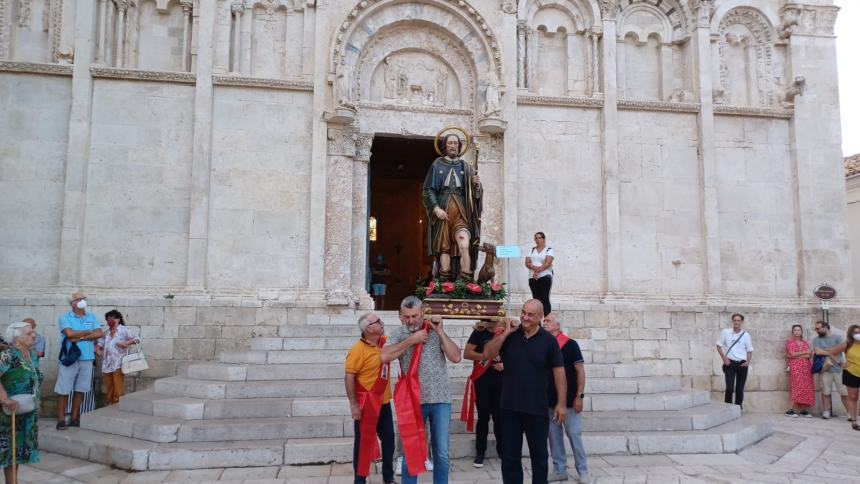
[{"xmin": 40, "ymin": 311, "xmax": 772, "ymax": 471}]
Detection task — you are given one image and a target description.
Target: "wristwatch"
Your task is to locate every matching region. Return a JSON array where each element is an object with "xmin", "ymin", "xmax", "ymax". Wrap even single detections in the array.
[{"xmin": 579, "ymin": 393, "xmax": 585, "ymax": 399}]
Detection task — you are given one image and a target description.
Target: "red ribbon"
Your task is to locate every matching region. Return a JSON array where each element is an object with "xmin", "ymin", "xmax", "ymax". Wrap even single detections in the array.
[
  {"xmin": 459, "ymin": 328, "xmax": 503, "ymax": 432},
  {"xmin": 393, "ymin": 323, "xmax": 429, "ymax": 476},
  {"xmin": 356, "ymin": 337, "xmax": 391, "ymax": 477}
]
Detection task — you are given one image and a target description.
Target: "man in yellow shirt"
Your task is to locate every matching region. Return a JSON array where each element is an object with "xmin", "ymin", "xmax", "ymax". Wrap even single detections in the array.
[{"xmin": 345, "ymin": 313, "xmax": 396, "ymax": 484}]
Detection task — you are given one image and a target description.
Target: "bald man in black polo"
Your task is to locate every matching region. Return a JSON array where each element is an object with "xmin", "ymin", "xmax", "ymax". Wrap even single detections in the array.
[{"xmin": 482, "ymin": 299, "xmax": 566, "ymax": 484}]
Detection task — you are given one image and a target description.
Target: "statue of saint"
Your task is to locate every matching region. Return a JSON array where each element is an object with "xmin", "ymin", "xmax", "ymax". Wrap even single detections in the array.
[
  {"xmin": 483, "ymin": 71, "xmax": 501, "ymax": 117},
  {"xmin": 423, "ymin": 133, "xmax": 483, "ymax": 281}
]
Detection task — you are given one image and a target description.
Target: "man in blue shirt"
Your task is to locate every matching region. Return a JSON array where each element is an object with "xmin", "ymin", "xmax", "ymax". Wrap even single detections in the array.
[{"xmin": 55, "ymin": 291, "xmax": 103, "ymax": 430}]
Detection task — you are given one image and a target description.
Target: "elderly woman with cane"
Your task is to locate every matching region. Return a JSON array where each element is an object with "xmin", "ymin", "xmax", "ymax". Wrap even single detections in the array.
[{"xmin": 0, "ymin": 321, "xmax": 44, "ymax": 484}]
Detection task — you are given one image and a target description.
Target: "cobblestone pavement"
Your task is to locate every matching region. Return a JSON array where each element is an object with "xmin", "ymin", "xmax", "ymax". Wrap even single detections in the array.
[{"xmin": 17, "ymin": 415, "xmax": 860, "ymax": 484}]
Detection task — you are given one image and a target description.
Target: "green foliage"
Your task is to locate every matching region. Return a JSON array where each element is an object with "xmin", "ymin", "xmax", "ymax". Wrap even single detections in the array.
[{"xmin": 414, "ymin": 278, "xmax": 506, "ymax": 301}]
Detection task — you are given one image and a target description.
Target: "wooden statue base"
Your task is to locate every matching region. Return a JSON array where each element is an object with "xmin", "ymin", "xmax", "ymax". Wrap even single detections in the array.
[{"xmin": 423, "ymin": 298, "xmax": 506, "ymax": 321}]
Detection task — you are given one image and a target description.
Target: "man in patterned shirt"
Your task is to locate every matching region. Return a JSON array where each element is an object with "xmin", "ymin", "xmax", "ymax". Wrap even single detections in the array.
[{"xmin": 381, "ymin": 296, "xmax": 462, "ymax": 484}]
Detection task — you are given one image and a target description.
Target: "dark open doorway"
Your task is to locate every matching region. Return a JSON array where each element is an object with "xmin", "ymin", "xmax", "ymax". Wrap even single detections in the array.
[{"xmin": 368, "ymin": 135, "xmax": 437, "ymax": 310}]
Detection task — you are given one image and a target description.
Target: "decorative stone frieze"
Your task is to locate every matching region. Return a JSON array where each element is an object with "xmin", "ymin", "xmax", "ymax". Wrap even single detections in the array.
[
  {"xmin": 517, "ymin": 94, "xmax": 603, "ymax": 108},
  {"xmin": 779, "ymin": 4, "xmax": 839, "ymax": 38},
  {"xmin": 0, "ymin": 60, "xmax": 73, "ymax": 76},
  {"xmin": 713, "ymin": 104, "xmax": 793, "ymax": 119},
  {"xmin": 211, "ymin": 75, "xmax": 313, "ymax": 91},
  {"xmin": 715, "ymin": 7, "xmax": 782, "ymax": 108},
  {"xmin": 356, "ymin": 101, "xmax": 473, "ymax": 116},
  {"xmin": 90, "ymin": 66, "xmax": 197, "ymax": 84},
  {"xmin": 354, "ymin": 133, "xmax": 373, "ymax": 162},
  {"xmin": 617, "ymin": 99, "xmax": 701, "ymax": 113},
  {"xmin": 326, "ymin": 127, "xmax": 358, "ymax": 158}
]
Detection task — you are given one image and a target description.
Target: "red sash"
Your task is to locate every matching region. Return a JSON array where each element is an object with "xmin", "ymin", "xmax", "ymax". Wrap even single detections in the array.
[
  {"xmin": 460, "ymin": 328, "xmax": 502, "ymax": 432},
  {"xmin": 356, "ymin": 337, "xmax": 391, "ymax": 477},
  {"xmin": 393, "ymin": 323, "xmax": 429, "ymax": 476},
  {"xmin": 555, "ymin": 332, "xmax": 570, "ymax": 348}
]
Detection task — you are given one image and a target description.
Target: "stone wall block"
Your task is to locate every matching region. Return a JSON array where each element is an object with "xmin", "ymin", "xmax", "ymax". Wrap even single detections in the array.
[
  {"xmin": 609, "ymin": 311, "xmax": 643, "ymax": 328},
  {"xmin": 196, "ymin": 307, "xmax": 227, "ymax": 326},
  {"xmin": 215, "ymin": 338, "xmax": 245, "ymax": 354},
  {"xmin": 643, "ymin": 311, "xmax": 671, "ymax": 329},
  {"xmin": 584, "ymin": 311, "xmax": 610, "ymax": 328},
  {"xmin": 144, "ymin": 339, "xmax": 175, "ymax": 360},
  {"xmin": 681, "ymin": 357, "xmax": 711, "ymax": 377},
  {"xmin": 633, "ymin": 340, "xmax": 659, "ymax": 359},
  {"xmin": 255, "ymin": 307, "xmax": 288, "ymax": 326},
  {"xmin": 590, "ymin": 328, "xmax": 608, "ymax": 340},
  {"xmin": 225, "ymin": 307, "xmax": 257, "ymax": 326},
  {"xmin": 141, "ymin": 360, "xmax": 179, "ymax": 379},
  {"xmin": 173, "ymin": 338, "xmax": 216, "ymax": 360},
  {"xmin": 139, "ymin": 325, "xmax": 179, "ymax": 339},
  {"xmin": 221, "ymin": 326, "xmax": 255, "ymax": 340},
  {"xmin": 121, "ymin": 307, "xmax": 166, "ymax": 326},
  {"xmin": 659, "ymin": 340, "xmax": 690, "ymax": 359},
  {"xmin": 607, "ymin": 328, "xmax": 630, "ymax": 339},
  {"xmin": 641, "ymin": 359, "xmax": 681, "ymax": 376},
  {"xmin": 165, "ymin": 307, "xmax": 198, "ymax": 326},
  {"xmin": 630, "ymin": 328, "xmax": 666, "ymax": 340},
  {"xmin": 669, "ymin": 311, "xmax": 696, "ymax": 327}
]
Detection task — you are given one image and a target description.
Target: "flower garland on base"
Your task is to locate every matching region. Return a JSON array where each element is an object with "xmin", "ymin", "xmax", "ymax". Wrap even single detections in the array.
[{"xmin": 415, "ymin": 278, "xmax": 506, "ymax": 301}]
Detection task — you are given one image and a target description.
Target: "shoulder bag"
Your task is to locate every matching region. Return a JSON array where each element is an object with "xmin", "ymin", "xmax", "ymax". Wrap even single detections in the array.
[
  {"xmin": 721, "ymin": 331, "xmax": 746, "ymax": 373},
  {"xmin": 121, "ymin": 341, "xmax": 149, "ymax": 374},
  {"xmin": 58, "ymin": 336, "xmax": 81, "ymax": 367}
]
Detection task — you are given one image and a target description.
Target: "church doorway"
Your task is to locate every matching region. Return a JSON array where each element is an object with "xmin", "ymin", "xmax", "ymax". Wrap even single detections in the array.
[{"xmin": 368, "ymin": 135, "xmax": 437, "ymax": 310}]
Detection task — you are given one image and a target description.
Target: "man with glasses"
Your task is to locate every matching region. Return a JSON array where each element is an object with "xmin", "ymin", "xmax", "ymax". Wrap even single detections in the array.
[
  {"xmin": 55, "ymin": 291, "xmax": 102, "ymax": 429},
  {"xmin": 345, "ymin": 312, "xmax": 397, "ymax": 484},
  {"xmin": 812, "ymin": 320, "xmax": 848, "ymax": 419}
]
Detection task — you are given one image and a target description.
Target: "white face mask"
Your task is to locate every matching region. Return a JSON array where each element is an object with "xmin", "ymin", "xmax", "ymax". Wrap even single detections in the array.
[
  {"xmin": 75, "ymin": 299, "xmax": 87, "ymax": 310},
  {"xmin": 853, "ymin": 333, "xmax": 860, "ymax": 342}
]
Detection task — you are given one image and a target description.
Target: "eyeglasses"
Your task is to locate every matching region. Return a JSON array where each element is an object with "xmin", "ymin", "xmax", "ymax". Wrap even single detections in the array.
[{"xmin": 367, "ymin": 319, "xmax": 383, "ymax": 327}]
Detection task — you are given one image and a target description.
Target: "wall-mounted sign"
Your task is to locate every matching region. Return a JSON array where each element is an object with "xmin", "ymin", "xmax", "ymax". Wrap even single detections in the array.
[
  {"xmin": 813, "ymin": 284, "xmax": 837, "ymax": 300},
  {"xmin": 495, "ymin": 245, "xmax": 522, "ymax": 259}
]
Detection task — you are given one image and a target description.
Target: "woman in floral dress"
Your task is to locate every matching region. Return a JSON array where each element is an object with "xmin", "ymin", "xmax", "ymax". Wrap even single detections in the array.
[
  {"xmin": 785, "ymin": 324, "xmax": 815, "ymax": 418},
  {"xmin": 0, "ymin": 321, "xmax": 44, "ymax": 484},
  {"xmin": 96, "ymin": 310, "xmax": 140, "ymax": 405}
]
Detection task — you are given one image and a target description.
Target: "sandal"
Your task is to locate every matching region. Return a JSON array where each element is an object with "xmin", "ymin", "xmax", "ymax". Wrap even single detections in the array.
[{"xmin": 853, "ymin": 423, "xmax": 860, "ymax": 431}]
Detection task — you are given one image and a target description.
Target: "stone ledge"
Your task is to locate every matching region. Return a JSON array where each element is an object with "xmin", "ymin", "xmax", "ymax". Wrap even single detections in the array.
[
  {"xmin": 0, "ymin": 60, "xmax": 73, "ymax": 76},
  {"xmin": 714, "ymin": 104, "xmax": 794, "ymax": 119},
  {"xmin": 618, "ymin": 99, "xmax": 701, "ymax": 114},
  {"xmin": 357, "ymin": 101, "xmax": 473, "ymax": 116},
  {"xmin": 90, "ymin": 66, "xmax": 197, "ymax": 84},
  {"xmin": 517, "ymin": 94, "xmax": 604, "ymax": 109},
  {"xmin": 212, "ymin": 75, "xmax": 314, "ymax": 91}
]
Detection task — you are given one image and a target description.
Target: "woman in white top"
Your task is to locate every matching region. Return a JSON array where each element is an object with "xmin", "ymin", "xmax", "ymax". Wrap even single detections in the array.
[{"xmin": 525, "ymin": 232, "xmax": 554, "ymax": 315}]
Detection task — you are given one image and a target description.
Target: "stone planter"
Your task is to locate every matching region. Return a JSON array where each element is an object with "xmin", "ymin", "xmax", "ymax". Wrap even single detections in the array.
[{"xmin": 423, "ymin": 298, "xmax": 506, "ymax": 321}]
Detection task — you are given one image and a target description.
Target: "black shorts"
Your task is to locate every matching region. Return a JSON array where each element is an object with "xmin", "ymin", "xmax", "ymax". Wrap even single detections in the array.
[{"xmin": 842, "ymin": 369, "xmax": 860, "ymax": 389}]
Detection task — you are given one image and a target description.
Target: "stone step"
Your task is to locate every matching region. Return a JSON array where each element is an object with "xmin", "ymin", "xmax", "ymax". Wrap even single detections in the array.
[
  {"xmin": 589, "ymin": 390, "xmax": 711, "ymax": 412},
  {"xmin": 281, "ymin": 415, "xmax": 773, "ymax": 464}
]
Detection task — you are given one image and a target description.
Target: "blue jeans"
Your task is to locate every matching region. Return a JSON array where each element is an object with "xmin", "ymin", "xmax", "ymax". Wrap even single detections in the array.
[
  {"xmin": 547, "ymin": 408, "xmax": 588, "ymax": 477},
  {"xmin": 401, "ymin": 403, "xmax": 451, "ymax": 484}
]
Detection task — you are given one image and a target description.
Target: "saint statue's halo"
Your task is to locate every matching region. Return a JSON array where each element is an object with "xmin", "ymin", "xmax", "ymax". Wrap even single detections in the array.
[{"xmin": 434, "ymin": 125, "xmax": 472, "ymax": 157}]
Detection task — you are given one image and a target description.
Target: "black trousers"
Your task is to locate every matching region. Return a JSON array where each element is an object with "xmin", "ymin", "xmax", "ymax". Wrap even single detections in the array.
[
  {"xmin": 528, "ymin": 275, "xmax": 553, "ymax": 315},
  {"xmin": 353, "ymin": 402, "xmax": 395, "ymax": 484},
  {"xmin": 475, "ymin": 375, "xmax": 503, "ymax": 456},
  {"xmin": 723, "ymin": 360, "xmax": 749, "ymax": 406},
  {"xmin": 500, "ymin": 408, "xmax": 549, "ymax": 484}
]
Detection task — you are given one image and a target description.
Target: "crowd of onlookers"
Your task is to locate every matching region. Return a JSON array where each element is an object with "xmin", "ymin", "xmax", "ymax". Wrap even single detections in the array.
[{"xmin": 0, "ymin": 291, "xmax": 141, "ymax": 483}]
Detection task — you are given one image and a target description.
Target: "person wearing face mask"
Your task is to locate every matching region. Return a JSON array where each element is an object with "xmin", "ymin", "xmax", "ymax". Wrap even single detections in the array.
[
  {"xmin": 95, "ymin": 310, "xmax": 139, "ymax": 405},
  {"xmin": 812, "ymin": 320, "xmax": 848, "ymax": 419},
  {"xmin": 55, "ymin": 292, "xmax": 102, "ymax": 430},
  {"xmin": 826, "ymin": 324, "xmax": 860, "ymax": 431}
]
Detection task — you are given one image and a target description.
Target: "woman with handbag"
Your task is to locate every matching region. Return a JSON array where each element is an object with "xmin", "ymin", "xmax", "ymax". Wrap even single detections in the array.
[
  {"xmin": 0, "ymin": 321, "xmax": 44, "ymax": 484},
  {"xmin": 95, "ymin": 310, "xmax": 140, "ymax": 405},
  {"xmin": 784, "ymin": 325, "xmax": 815, "ymax": 418}
]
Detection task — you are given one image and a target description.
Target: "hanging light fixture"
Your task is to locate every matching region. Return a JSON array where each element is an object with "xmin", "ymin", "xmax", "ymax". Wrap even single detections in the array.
[{"xmin": 369, "ymin": 216, "xmax": 378, "ymax": 241}]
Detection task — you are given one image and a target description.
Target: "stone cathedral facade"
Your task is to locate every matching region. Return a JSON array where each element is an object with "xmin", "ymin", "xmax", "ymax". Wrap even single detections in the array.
[{"xmin": 0, "ymin": 0, "xmax": 853, "ymax": 411}]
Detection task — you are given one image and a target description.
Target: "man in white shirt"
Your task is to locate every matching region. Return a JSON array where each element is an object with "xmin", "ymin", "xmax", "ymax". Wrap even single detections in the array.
[{"xmin": 716, "ymin": 313, "xmax": 754, "ymax": 408}]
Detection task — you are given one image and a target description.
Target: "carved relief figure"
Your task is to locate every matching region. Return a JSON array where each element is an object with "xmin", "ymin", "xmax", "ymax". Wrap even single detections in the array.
[
  {"xmin": 483, "ymin": 71, "xmax": 501, "ymax": 117},
  {"xmin": 336, "ymin": 60, "xmax": 354, "ymax": 107},
  {"xmin": 436, "ymin": 69, "xmax": 448, "ymax": 105},
  {"xmin": 384, "ymin": 56, "xmax": 398, "ymax": 99}
]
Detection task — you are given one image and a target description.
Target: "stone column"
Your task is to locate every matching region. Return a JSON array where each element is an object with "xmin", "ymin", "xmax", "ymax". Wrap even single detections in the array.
[
  {"xmin": 601, "ymin": 6, "xmax": 621, "ymax": 293},
  {"xmin": 185, "ymin": 0, "xmax": 217, "ymax": 288},
  {"xmin": 57, "ymin": 0, "xmax": 97, "ymax": 285},
  {"xmin": 517, "ymin": 21, "xmax": 526, "ymax": 88},
  {"xmin": 692, "ymin": 0, "xmax": 722, "ymax": 294},
  {"xmin": 105, "ymin": 1, "xmax": 115, "ymax": 67},
  {"xmin": 324, "ymin": 127, "xmax": 357, "ymax": 306},
  {"xmin": 659, "ymin": 44, "xmax": 673, "ymax": 100},
  {"xmin": 240, "ymin": 8, "xmax": 252, "ymax": 75},
  {"xmin": 781, "ymin": 3, "xmax": 853, "ymax": 295},
  {"xmin": 96, "ymin": 0, "xmax": 108, "ymax": 64},
  {"xmin": 351, "ymin": 133, "xmax": 374, "ymax": 308},
  {"xmin": 180, "ymin": 1, "xmax": 193, "ymax": 72},
  {"xmin": 566, "ymin": 33, "xmax": 577, "ymax": 95},
  {"xmin": 526, "ymin": 27, "xmax": 537, "ymax": 90},
  {"xmin": 301, "ymin": 1, "xmax": 315, "ymax": 77},
  {"xmin": 115, "ymin": 0, "xmax": 128, "ymax": 67},
  {"xmin": 230, "ymin": 2, "xmax": 243, "ymax": 74},
  {"xmin": 590, "ymin": 29, "xmax": 601, "ymax": 95}
]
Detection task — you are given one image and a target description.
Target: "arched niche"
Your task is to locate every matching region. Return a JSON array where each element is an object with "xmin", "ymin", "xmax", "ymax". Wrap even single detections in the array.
[
  {"xmin": 714, "ymin": 7, "xmax": 782, "ymax": 108},
  {"xmin": 355, "ymin": 22, "xmax": 472, "ymax": 109},
  {"xmin": 331, "ymin": 0, "xmax": 502, "ymax": 115},
  {"xmin": 618, "ymin": 0, "xmax": 691, "ymax": 43},
  {"xmin": 521, "ymin": 0, "xmax": 600, "ymax": 30}
]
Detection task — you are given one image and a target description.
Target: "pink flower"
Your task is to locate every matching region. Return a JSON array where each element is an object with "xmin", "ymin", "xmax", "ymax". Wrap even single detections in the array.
[
  {"xmin": 490, "ymin": 282, "xmax": 503, "ymax": 292},
  {"xmin": 466, "ymin": 283, "xmax": 483, "ymax": 294},
  {"xmin": 441, "ymin": 282, "xmax": 455, "ymax": 293},
  {"xmin": 425, "ymin": 281, "xmax": 436, "ymax": 296}
]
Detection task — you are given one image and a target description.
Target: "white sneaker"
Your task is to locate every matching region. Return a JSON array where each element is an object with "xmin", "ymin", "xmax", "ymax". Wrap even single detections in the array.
[
  {"xmin": 577, "ymin": 475, "xmax": 592, "ymax": 484},
  {"xmin": 547, "ymin": 471, "xmax": 568, "ymax": 482},
  {"xmin": 425, "ymin": 459, "xmax": 434, "ymax": 471},
  {"xmin": 822, "ymin": 410, "xmax": 831, "ymax": 419},
  {"xmin": 395, "ymin": 456, "xmax": 403, "ymax": 476}
]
